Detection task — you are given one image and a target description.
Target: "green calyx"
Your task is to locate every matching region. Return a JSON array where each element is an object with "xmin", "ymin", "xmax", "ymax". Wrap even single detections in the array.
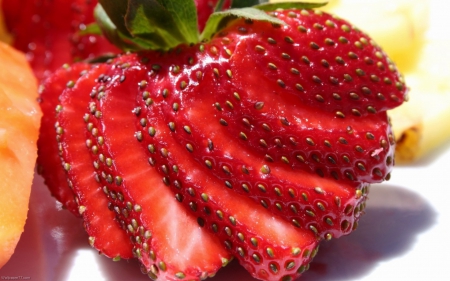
[{"xmin": 95, "ymin": 0, "xmax": 328, "ymax": 52}]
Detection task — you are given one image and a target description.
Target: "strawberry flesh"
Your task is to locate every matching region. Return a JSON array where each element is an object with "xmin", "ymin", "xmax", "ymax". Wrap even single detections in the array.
[
  {"xmin": 37, "ymin": 63, "xmax": 91, "ymax": 216},
  {"xmin": 56, "ymin": 63, "xmax": 133, "ymax": 259},
  {"xmin": 133, "ymin": 57, "xmax": 320, "ymax": 280},
  {"xmin": 84, "ymin": 55, "xmax": 231, "ymax": 280}
]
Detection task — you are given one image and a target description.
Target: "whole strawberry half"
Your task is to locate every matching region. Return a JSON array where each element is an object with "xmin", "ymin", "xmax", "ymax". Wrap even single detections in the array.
[{"xmin": 36, "ymin": 1, "xmax": 407, "ymax": 281}]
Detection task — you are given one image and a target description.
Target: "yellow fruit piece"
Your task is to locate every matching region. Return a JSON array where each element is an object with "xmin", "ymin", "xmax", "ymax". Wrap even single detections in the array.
[
  {"xmin": 394, "ymin": 124, "xmax": 422, "ymax": 163},
  {"xmin": 390, "ymin": 38, "xmax": 450, "ymax": 162},
  {"xmin": 0, "ymin": 41, "xmax": 41, "ymax": 268}
]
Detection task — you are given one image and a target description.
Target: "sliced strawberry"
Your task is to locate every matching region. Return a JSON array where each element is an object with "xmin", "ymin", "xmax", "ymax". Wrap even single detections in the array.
[
  {"xmin": 56, "ymin": 63, "xmax": 133, "ymax": 259},
  {"xmin": 130, "ymin": 42, "xmax": 369, "ymax": 240},
  {"xmin": 37, "ymin": 63, "xmax": 91, "ymax": 216},
  {"xmin": 33, "ymin": 4, "xmax": 408, "ymax": 281},
  {"xmin": 135, "ymin": 74, "xmax": 320, "ymax": 281},
  {"xmin": 84, "ymin": 55, "xmax": 231, "ymax": 280},
  {"xmin": 127, "ymin": 49, "xmax": 321, "ymax": 280}
]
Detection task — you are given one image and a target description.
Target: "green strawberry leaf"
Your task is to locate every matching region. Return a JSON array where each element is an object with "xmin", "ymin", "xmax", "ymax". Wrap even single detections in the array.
[
  {"xmin": 214, "ymin": 0, "xmax": 227, "ymax": 12},
  {"xmin": 201, "ymin": 2, "xmax": 329, "ymax": 41},
  {"xmin": 200, "ymin": 7, "xmax": 285, "ymax": 41},
  {"xmin": 78, "ymin": 23, "xmax": 103, "ymax": 36},
  {"xmin": 125, "ymin": 0, "xmax": 199, "ymax": 48},
  {"xmin": 95, "ymin": 4, "xmax": 153, "ymax": 51},
  {"xmin": 96, "ymin": 0, "xmax": 199, "ymax": 51},
  {"xmin": 98, "ymin": 0, "xmax": 131, "ymax": 37}
]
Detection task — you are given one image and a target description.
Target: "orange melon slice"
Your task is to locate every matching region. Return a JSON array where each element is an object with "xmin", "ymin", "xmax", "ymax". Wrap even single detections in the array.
[{"xmin": 0, "ymin": 41, "xmax": 41, "ymax": 268}]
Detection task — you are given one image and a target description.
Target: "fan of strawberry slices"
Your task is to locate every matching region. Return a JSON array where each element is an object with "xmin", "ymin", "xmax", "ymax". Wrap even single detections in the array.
[{"xmin": 35, "ymin": 0, "xmax": 407, "ymax": 280}]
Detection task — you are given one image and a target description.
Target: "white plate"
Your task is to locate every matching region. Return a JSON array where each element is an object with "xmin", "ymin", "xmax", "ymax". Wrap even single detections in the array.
[{"xmin": 1, "ymin": 142, "xmax": 449, "ymax": 281}]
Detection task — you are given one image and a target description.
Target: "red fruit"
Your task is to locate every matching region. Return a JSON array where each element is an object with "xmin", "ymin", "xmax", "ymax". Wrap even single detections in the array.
[
  {"xmin": 37, "ymin": 63, "xmax": 91, "ymax": 216},
  {"xmin": 128, "ymin": 9, "xmax": 402, "ymax": 278},
  {"xmin": 55, "ymin": 63, "xmax": 133, "ymax": 259},
  {"xmin": 2, "ymin": 0, "xmax": 119, "ymax": 81},
  {"xmin": 128, "ymin": 43, "xmax": 368, "ymax": 242},
  {"xmin": 122, "ymin": 49, "xmax": 319, "ymax": 280},
  {"xmin": 84, "ymin": 55, "xmax": 231, "ymax": 280},
  {"xmin": 126, "ymin": 8, "xmax": 403, "ymax": 241},
  {"xmin": 36, "ymin": 5, "xmax": 408, "ymax": 281}
]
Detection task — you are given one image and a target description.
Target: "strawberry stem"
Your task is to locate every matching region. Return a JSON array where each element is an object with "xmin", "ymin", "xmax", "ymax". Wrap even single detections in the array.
[
  {"xmin": 214, "ymin": 0, "xmax": 227, "ymax": 12},
  {"xmin": 94, "ymin": 0, "xmax": 329, "ymax": 51},
  {"xmin": 231, "ymin": 0, "xmax": 269, "ymax": 9}
]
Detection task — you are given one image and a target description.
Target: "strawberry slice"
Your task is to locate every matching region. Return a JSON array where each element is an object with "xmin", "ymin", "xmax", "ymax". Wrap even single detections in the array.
[
  {"xmin": 37, "ymin": 63, "xmax": 91, "ymax": 216},
  {"xmin": 212, "ymin": 94, "xmax": 395, "ymax": 184},
  {"xmin": 134, "ymin": 65, "xmax": 320, "ymax": 281},
  {"xmin": 139, "ymin": 118, "xmax": 321, "ymax": 280},
  {"xmin": 129, "ymin": 39, "xmax": 369, "ymax": 240},
  {"xmin": 56, "ymin": 63, "xmax": 133, "ymax": 259},
  {"xmin": 228, "ymin": 10, "xmax": 406, "ymax": 118},
  {"xmin": 84, "ymin": 55, "xmax": 231, "ymax": 280}
]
